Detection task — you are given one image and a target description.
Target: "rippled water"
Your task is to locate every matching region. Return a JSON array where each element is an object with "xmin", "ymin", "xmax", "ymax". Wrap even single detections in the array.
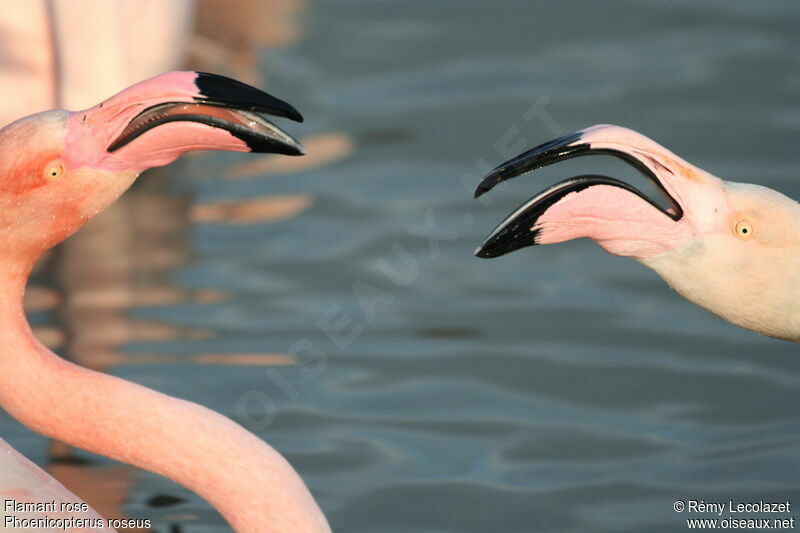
[{"xmin": 4, "ymin": 1, "xmax": 800, "ymax": 531}]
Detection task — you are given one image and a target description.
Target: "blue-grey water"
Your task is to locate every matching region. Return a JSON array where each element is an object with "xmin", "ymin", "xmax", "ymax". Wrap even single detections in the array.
[{"xmin": 4, "ymin": 1, "xmax": 800, "ymax": 531}]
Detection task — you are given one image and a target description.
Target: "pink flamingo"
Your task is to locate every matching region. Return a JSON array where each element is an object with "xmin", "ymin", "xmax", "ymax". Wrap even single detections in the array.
[
  {"xmin": 476, "ymin": 125, "xmax": 800, "ymax": 342},
  {"xmin": 0, "ymin": 71, "xmax": 330, "ymax": 532}
]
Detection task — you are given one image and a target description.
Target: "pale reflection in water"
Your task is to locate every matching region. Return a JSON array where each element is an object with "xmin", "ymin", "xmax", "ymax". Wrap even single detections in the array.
[
  {"xmin": 191, "ymin": 0, "xmax": 307, "ymax": 84},
  {"xmin": 225, "ymin": 133, "xmax": 355, "ymax": 179},
  {"xmin": 192, "ymin": 193, "xmax": 313, "ymax": 225}
]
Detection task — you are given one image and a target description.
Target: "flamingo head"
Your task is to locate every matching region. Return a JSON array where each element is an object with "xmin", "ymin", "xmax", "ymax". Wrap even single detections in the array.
[
  {"xmin": 0, "ymin": 71, "xmax": 304, "ymax": 263},
  {"xmin": 475, "ymin": 125, "xmax": 800, "ymax": 341}
]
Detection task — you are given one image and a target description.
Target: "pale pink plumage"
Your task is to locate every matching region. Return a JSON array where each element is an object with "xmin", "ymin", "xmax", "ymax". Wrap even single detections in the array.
[
  {"xmin": 477, "ymin": 125, "xmax": 800, "ymax": 342},
  {"xmin": 0, "ymin": 72, "xmax": 329, "ymax": 532}
]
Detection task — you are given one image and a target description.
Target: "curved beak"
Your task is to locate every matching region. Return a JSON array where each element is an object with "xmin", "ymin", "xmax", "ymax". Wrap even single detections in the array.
[
  {"xmin": 474, "ymin": 125, "xmax": 695, "ymax": 258},
  {"xmin": 108, "ymin": 72, "xmax": 304, "ymax": 155},
  {"xmin": 67, "ymin": 71, "xmax": 305, "ymax": 171}
]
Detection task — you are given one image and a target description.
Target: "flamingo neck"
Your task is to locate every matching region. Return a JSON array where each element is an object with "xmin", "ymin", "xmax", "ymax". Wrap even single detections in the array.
[{"xmin": 0, "ymin": 261, "xmax": 329, "ymax": 533}]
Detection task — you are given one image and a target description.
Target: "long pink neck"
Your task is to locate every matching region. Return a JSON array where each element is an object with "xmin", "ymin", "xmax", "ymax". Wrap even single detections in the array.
[{"xmin": 0, "ymin": 260, "xmax": 330, "ymax": 533}]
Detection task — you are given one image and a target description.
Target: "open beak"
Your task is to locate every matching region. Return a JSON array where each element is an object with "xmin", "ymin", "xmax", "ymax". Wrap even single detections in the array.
[
  {"xmin": 107, "ymin": 72, "xmax": 304, "ymax": 156},
  {"xmin": 474, "ymin": 125, "xmax": 688, "ymax": 258}
]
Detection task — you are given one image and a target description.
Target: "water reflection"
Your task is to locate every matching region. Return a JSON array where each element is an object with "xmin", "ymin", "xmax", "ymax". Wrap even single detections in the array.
[
  {"xmin": 225, "ymin": 132, "xmax": 354, "ymax": 179},
  {"xmin": 191, "ymin": 0, "xmax": 307, "ymax": 81}
]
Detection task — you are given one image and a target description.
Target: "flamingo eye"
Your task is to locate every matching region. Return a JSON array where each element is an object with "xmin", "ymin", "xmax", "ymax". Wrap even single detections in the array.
[
  {"xmin": 734, "ymin": 220, "xmax": 754, "ymax": 240},
  {"xmin": 44, "ymin": 160, "xmax": 65, "ymax": 180}
]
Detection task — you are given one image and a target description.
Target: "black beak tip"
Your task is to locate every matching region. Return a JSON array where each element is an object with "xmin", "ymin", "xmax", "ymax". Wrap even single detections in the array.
[
  {"xmin": 280, "ymin": 104, "xmax": 304, "ymax": 124},
  {"xmin": 245, "ymin": 137, "xmax": 306, "ymax": 156},
  {"xmin": 194, "ymin": 71, "xmax": 304, "ymax": 123},
  {"xmin": 474, "ymin": 245, "xmax": 496, "ymax": 258},
  {"xmin": 275, "ymin": 105, "xmax": 304, "ymax": 124},
  {"xmin": 474, "ymin": 238, "xmax": 516, "ymax": 258},
  {"xmin": 277, "ymin": 144, "xmax": 306, "ymax": 157},
  {"xmin": 475, "ymin": 225, "xmax": 541, "ymax": 259}
]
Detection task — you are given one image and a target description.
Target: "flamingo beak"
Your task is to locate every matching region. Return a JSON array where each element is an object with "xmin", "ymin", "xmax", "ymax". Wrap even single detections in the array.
[
  {"xmin": 473, "ymin": 127, "xmax": 686, "ymax": 259},
  {"xmin": 107, "ymin": 72, "xmax": 305, "ymax": 156}
]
